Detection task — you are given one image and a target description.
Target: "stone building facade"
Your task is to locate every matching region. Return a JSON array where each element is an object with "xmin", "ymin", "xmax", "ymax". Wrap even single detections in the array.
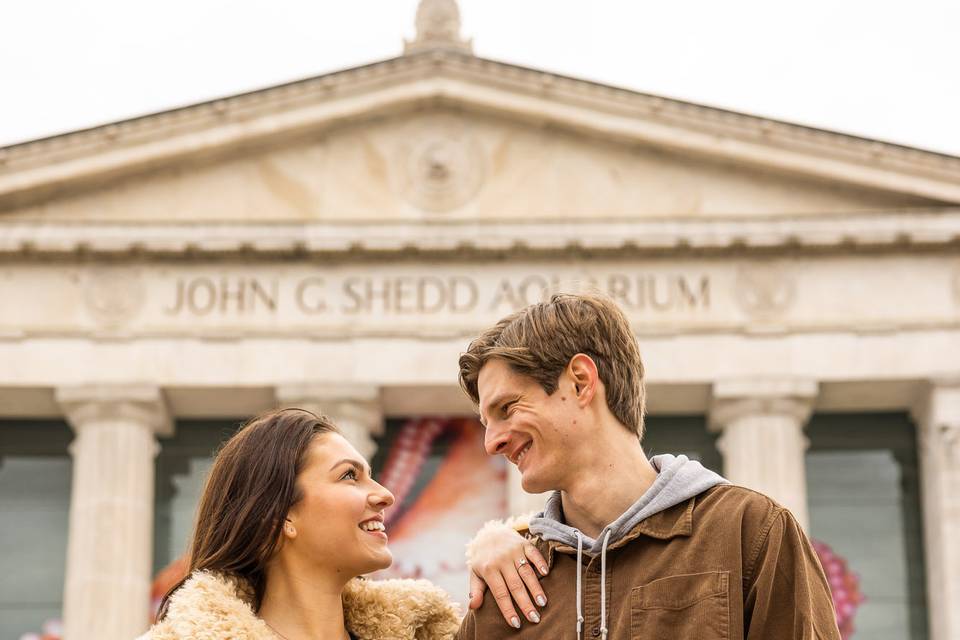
[{"xmin": 0, "ymin": 2, "xmax": 958, "ymax": 639}]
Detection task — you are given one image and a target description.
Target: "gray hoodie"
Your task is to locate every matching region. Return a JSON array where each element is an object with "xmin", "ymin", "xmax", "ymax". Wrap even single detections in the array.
[{"xmin": 528, "ymin": 454, "xmax": 728, "ymax": 640}]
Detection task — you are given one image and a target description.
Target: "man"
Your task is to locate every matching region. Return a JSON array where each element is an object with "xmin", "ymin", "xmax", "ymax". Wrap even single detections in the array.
[{"xmin": 456, "ymin": 293, "xmax": 840, "ymax": 639}]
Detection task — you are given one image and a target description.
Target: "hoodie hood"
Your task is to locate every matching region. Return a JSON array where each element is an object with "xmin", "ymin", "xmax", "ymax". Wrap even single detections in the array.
[
  {"xmin": 526, "ymin": 454, "xmax": 727, "ymax": 640},
  {"xmin": 529, "ymin": 454, "xmax": 728, "ymax": 555}
]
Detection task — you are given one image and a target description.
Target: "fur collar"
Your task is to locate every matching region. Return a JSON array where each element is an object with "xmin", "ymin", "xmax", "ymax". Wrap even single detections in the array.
[{"xmin": 141, "ymin": 571, "xmax": 461, "ymax": 640}]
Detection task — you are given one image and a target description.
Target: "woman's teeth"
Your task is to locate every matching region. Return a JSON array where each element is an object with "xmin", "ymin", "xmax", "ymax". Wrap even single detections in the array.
[{"xmin": 360, "ymin": 521, "xmax": 385, "ymax": 532}]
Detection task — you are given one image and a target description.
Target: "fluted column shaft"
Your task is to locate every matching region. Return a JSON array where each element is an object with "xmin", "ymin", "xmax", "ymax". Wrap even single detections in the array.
[
  {"xmin": 709, "ymin": 379, "xmax": 817, "ymax": 531},
  {"xmin": 912, "ymin": 380, "xmax": 960, "ymax": 640},
  {"xmin": 57, "ymin": 385, "xmax": 172, "ymax": 640}
]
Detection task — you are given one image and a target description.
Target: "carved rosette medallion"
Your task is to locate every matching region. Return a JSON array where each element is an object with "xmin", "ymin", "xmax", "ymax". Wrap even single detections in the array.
[
  {"xmin": 83, "ymin": 267, "xmax": 146, "ymax": 327},
  {"xmin": 735, "ymin": 264, "xmax": 796, "ymax": 321},
  {"xmin": 398, "ymin": 121, "xmax": 485, "ymax": 213}
]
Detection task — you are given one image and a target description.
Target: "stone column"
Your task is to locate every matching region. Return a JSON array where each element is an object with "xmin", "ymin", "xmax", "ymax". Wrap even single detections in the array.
[
  {"xmin": 56, "ymin": 385, "xmax": 172, "ymax": 640},
  {"xmin": 708, "ymin": 379, "xmax": 817, "ymax": 531},
  {"xmin": 911, "ymin": 379, "xmax": 960, "ymax": 640},
  {"xmin": 506, "ymin": 464, "xmax": 549, "ymax": 517},
  {"xmin": 275, "ymin": 384, "xmax": 383, "ymax": 460}
]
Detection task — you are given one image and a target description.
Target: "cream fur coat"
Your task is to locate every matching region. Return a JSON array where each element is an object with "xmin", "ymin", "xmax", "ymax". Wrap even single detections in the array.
[{"xmin": 138, "ymin": 571, "xmax": 461, "ymax": 640}]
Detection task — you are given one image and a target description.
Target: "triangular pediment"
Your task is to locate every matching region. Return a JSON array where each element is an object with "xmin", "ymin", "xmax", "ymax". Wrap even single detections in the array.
[{"xmin": 1, "ymin": 50, "xmax": 958, "ymax": 222}]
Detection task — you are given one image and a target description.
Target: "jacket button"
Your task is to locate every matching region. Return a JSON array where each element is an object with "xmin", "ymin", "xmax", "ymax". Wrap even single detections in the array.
[{"xmin": 592, "ymin": 627, "xmax": 601, "ymax": 637}]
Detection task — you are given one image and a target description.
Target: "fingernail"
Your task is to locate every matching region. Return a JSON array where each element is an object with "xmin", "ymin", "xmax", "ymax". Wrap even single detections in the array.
[
  {"xmin": 529, "ymin": 611, "xmax": 541, "ymax": 623},
  {"xmin": 540, "ymin": 565, "xmax": 549, "ymax": 575},
  {"xmin": 536, "ymin": 595, "xmax": 547, "ymax": 607},
  {"xmin": 510, "ymin": 616, "xmax": 521, "ymax": 629}
]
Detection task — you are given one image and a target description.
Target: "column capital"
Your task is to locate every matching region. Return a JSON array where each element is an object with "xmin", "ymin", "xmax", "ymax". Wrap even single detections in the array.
[
  {"xmin": 275, "ymin": 384, "xmax": 383, "ymax": 459},
  {"xmin": 56, "ymin": 384, "xmax": 173, "ymax": 437},
  {"xmin": 708, "ymin": 378, "xmax": 818, "ymax": 432},
  {"xmin": 275, "ymin": 384, "xmax": 382, "ymax": 431},
  {"xmin": 275, "ymin": 383, "xmax": 380, "ymax": 404},
  {"xmin": 911, "ymin": 377, "xmax": 960, "ymax": 465}
]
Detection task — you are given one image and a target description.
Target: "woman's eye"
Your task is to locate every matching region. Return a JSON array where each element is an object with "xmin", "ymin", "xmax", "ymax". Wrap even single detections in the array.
[{"xmin": 341, "ymin": 469, "xmax": 358, "ymax": 481}]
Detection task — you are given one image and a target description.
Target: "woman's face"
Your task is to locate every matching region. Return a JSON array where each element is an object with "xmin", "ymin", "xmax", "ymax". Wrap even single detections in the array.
[{"xmin": 283, "ymin": 433, "xmax": 395, "ymax": 577}]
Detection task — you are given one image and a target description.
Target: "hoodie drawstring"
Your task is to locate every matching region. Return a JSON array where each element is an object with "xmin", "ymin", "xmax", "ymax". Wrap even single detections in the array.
[
  {"xmin": 575, "ymin": 531, "xmax": 584, "ymax": 640},
  {"xmin": 574, "ymin": 529, "xmax": 612, "ymax": 640},
  {"xmin": 599, "ymin": 529, "xmax": 611, "ymax": 640}
]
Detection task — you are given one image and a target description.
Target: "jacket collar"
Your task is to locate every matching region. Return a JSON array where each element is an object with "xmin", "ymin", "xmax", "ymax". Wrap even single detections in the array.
[
  {"xmin": 144, "ymin": 571, "xmax": 460, "ymax": 640},
  {"xmin": 619, "ymin": 494, "xmax": 695, "ymax": 542}
]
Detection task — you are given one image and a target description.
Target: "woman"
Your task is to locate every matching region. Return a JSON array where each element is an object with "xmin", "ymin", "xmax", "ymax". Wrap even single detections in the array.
[{"xmin": 140, "ymin": 408, "xmax": 544, "ymax": 640}]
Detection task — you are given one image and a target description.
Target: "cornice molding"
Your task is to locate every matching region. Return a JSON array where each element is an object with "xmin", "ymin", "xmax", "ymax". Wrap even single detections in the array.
[
  {"xmin": 1, "ymin": 52, "xmax": 959, "ymax": 210},
  {"xmin": 1, "ymin": 210, "xmax": 958, "ymax": 258},
  {"xmin": 3, "ymin": 319, "xmax": 959, "ymax": 343}
]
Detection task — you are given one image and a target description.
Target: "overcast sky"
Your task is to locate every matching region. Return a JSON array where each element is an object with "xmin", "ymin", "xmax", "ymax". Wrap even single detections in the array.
[{"xmin": 2, "ymin": 0, "xmax": 958, "ymax": 155}]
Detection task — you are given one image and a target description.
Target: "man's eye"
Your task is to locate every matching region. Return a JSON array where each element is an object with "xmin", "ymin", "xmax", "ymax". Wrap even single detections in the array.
[{"xmin": 502, "ymin": 401, "xmax": 515, "ymax": 414}]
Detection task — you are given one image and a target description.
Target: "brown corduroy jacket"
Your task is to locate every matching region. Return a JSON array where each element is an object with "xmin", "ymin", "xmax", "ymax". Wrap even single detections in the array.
[{"xmin": 457, "ymin": 484, "xmax": 841, "ymax": 640}]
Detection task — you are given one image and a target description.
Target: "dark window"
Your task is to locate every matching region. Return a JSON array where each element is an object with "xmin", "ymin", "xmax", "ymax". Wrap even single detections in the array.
[
  {"xmin": 0, "ymin": 420, "xmax": 72, "ymax": 639},
  {"xmin": 806, "ymin": 413, "xmax": 928, "ymax": 640}
]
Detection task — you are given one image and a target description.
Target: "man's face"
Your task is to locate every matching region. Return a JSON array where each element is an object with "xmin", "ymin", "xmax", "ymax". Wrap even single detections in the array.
[{"xmin": 477, "ymin": 358, "xmax": 580, "ymax": 494}]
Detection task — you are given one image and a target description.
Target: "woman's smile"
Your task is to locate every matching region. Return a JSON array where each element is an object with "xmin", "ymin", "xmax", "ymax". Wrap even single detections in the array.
[{"xmin": 359, "ymin": 517, "xmax": 388, "ymax": 541}]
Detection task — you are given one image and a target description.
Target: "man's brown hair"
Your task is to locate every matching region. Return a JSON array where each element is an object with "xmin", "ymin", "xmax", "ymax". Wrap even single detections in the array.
[{"xmin": 459, "ymin": 292, "xmax": 646, "ymax": 437}]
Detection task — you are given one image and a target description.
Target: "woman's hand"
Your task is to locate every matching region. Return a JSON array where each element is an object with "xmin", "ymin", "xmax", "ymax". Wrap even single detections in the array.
[{"xmin": 465, "ymin": 517, "xmax": 549, "ymax": 628}]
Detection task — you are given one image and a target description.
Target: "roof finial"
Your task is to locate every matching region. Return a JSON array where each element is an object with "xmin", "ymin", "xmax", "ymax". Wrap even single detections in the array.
[{"xmin": 404, "ymin": 0, "xmax": 473, "ymax": 55}]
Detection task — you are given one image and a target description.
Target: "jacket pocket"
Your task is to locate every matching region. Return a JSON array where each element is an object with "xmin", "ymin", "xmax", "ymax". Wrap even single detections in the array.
[{"xmin": 630, "ymin": 571, "xmax": 729, "ymax": 639}]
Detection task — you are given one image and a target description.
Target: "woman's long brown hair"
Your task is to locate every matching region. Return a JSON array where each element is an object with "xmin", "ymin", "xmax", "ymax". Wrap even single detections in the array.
[{"xmin": 157, "ymin": 408, "xmax": 339, "ymax": 619}]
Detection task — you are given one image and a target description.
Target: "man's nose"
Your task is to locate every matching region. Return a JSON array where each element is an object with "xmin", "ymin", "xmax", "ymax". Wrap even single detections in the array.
[{"xmin": 484, "ymin": 422, "xmax": 510, "ymax": 456}]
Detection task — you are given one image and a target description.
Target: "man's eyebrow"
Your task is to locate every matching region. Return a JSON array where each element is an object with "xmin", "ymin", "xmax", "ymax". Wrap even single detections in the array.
[{"xmin": 329, "ymin": 458, "xmax": 372, "ymax": 476}]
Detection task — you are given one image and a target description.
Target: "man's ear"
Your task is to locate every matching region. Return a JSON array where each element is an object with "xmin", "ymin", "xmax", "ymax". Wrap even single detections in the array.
[{"xmin": 567, "ymin": 353, "xmax": 599, "ymax": 407}]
